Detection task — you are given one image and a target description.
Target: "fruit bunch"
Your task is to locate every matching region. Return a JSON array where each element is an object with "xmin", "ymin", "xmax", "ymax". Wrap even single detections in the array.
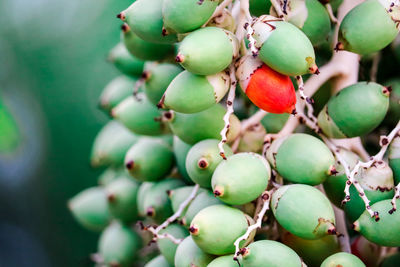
[{"xmin": 69, "ymin": 0, "xmax": 400, "ymax": 266}]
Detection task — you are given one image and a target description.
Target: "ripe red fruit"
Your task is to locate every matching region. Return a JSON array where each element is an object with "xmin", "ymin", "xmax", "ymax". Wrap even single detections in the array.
[{"xmin": 246, "ymin": 64, "xmax": 296, "ymax": 114}]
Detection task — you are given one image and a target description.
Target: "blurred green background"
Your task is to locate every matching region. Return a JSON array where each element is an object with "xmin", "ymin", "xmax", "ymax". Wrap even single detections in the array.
[{"xmin": 0, "ymin": 0, "xmax": 134, "ymax": 266}]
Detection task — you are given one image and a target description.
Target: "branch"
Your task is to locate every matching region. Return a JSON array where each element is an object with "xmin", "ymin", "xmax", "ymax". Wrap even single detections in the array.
[
  {"xmin": 203, "ymin": 0, "xmax": 233, "ymax": 26},
  {"xmin": 389, "ymin": 182, "xmax": 400, "ymax": 214},
  {"xmin": 333, "ymin": 206, "xmax": 351, "ymax": 253},
  {"xmin": 270, "ymin": 0, "xmax": 285, "ymax": 18}
]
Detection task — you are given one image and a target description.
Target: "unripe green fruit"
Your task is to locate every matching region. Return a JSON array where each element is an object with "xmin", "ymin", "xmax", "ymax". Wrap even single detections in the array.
[
  {"xmin": 162, "ymin": 70, "xmax": 230, "ymax": 113},
  {"xmin": 169, "ymin": 186, "xmax": 206, "ymax": 217},
  {"xmin": 380, "ymin": 252, "xmax": 400, "ymax": 267},
  {"xmin": 249, "ymin": 0, "xmax": 272, "ymax": 17},
  {"xmin": 98, "ymin": 222, "xmax": 142, "ymax": 267},
  {"xmin": 90, "ymin": 121, "xmax": 140, "ymax": 167},
  {"xmin": 105, "ymin": 177, "xmax": 140, "ymax": 224},
  {"xmin": 162, "ymin": 0, "xmax": 219, "ymax": 34},
  {"xmin": 251, "ymin": 15, "xmax": 317, "ymax": 76},
  {"xmin": 237, "ymin": 123, "xmax": 266, "ymax": 153},
  {"xmin": 137, "ymin": 182, "xmax": 153, "ymax": 217},
  {"xmin": 112, "ymin": 94, "xmax": 168, "ymax": 136},
  {"xmin": 353, "ymin": 199, "xmax": 400, "ymax": 247},
  {"xmin": 267, "ymin": 133, "xmax": 335, "ymax": 185},
  {"xmin": 320, "ymin": 252, "xmax": 366, "ymax": 267},
  {"xmin": 166, "ymin": 104, "xmax": 241, "ymax": 145},
  {"xmin": 186, "ymin": 139, "xmax": 233, "ymax": 188},
  {"xmin": 172, "ymin": 136, "xmax": 193, "ymax": 183},
  {"xmin": 207, "ymin": 255, "xmax": 238, "ymax": 267},
  {"xmin": 68, "ymin": 187, "xmax": 110, "ymax": 232},
  {"xmin": 120, "ymin": 0, "xmax": 177, "ymax": 44},
  {"xmin": 99, "ymin": 76, "xmax": 136, "ymax": 112},
  {"xmin": 389, "ymin": 136, "xmax": 400, "ymax": 184},
  {"xmin": 145, "ymin": 255, "xmax": 172, "ymax": 267},
  {"xmin": 212, "ymin": 153, "xmax": 270, "ymax": 205},
  {"xmin": 143, "ymin": 63, "xmax": 182, "ymax": 106},
  {"xmin": 280, "ymin": 228, "xmax": 340, "ymax": 267},
  {"xmin": 175, "ymin": 236, "xmax": 215, "ymax": 267},
  {"xmin": 241, "ymin": 240, "xmax": 303, "ymax": 267},
  {"xmin": 108, "ymin": 43, "xmax": 145, "ymax": 77},
  {"xmin": 260, "ymin": 112, "xmax": 289, "ymax": 133},
  {"xmin": 176, "ymin": 27, "xmax": 238, "ymax": 75},
  {"xmin": 122, "ymin": 24, "xmax": 174, "ymax": 61},
  {"xmin": 124, "ymin": 137, "xmax": 175, "ymax": 182},
  {"xmin": 183, "ymin": 190, "xmax": 223, "ymax": 225},
  {"xmin": 385, "ymin": 79, "xmax": 400, "ymax": 123},
  {"xmin": 271, "ymin": 184, "xmax": 336, "ymax": 240},
  {"xmin": 190, "ymin": 205, "xmax": 252, "ymax": 255},
  {"xmin": 317, "ymin": 82, "xmax": 389, "ymax": 138},
  {"xmin": 158, "ymin": 224, "xmax": 189, "ymax": 265},
  {"xmin": 323, "ymin": 148, "xmax": 359, "ymax": 207},
  {"xmin": 338, "ymin": 0, "xmax": 399, "ymax": 55},
  {"xmin": 143, "ymin": 178, "xmax": 185, "ymax": 223},
  {"xmin": 98, "ymin": 167, "xmax": 125, "ymax": 186}
]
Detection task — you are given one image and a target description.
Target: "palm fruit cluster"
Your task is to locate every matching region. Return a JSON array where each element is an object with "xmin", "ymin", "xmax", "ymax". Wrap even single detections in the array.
[{"xmin": 69, "ymin": 0, "xmax": 400, "ymax": 266}]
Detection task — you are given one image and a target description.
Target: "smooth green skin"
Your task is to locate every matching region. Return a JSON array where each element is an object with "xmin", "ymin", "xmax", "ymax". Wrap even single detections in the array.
[
  {"xmin": 389, "ymin": 158, "xmax": 400, "ymax": 184},
  {"xmin": 90, "ymin": 121, "xmax": 140, "ymax": 167},
  {"xmin": 190, "ymin": 205, "xmax": 249, "ymax": 255},
  {"xmin": 339, "ymin": 0, "xmax": 398, "ymax": 55},
  {"xmin": 386, "ymin": 79, "xmax": 400, "ymax": 123},
  {"xmin": 164, "ymin": 71, "xmax": 222, "ymax": 114},
  {"xmin": 178, "ymin": 27, "xmax": 234, "ymax": 75},
  {"xmin": 325, "ymin": 82, "xmax": 389, "ymax": 138},
  {"xmin": 0, "ymin": 98, "xmax": 20, "ymax": 152},
  {"xmin": 158, "ymin": 224, "xmax": 189, "ymax": 265},
  {"xmin": 137, "ymin": 182, "xmax": 153, "ymax": 217},
  {"xmin": 112, "ymin": 95, "xmax": 167, "ymax": 136},
  {"xmin": 143, "ymin": 178, "xmax": 185, "ymax": 223},
  {"xmin": 242, "ymin": 240, "xmax": 303, "ymax": 267},
  {"xmin": 163, "ymin": 0, "xmax": 218, "ymax": 33},
  {"xmin": 123, "ymin": 29, "xmax": 174, "ymax": 61},
  {"xmin": 168, "ymin": 104, "xmax": 240, "ymax": 145},
  {"xmin": 355, "ymin": 199, "xmax": 400, "ymax": 247},
  {"xmin": 317, "ymin": 105, "xmax": 347, "ymax": 139},
  {"xmin": 143, "ymin": 63, "xmax": 182, "ymax": 106},
  {"xmin": 100, "ymin": 76, "xmax": 136, "ymax": 112},
  {"xmin": 300, "ymin": 0, "xmax": 331, "ymax": 46},
  {"xmin": 261, "ymin": 113, "xmax": 289, "ymax": 133},
  {"xmin": 212, "ymin": 153, "xmax": 270, "ymax": 205},
  {"xmin": 249, "ymin": 0, "xmax": 271, "ymax": 17},
  {"xmin": 108, "ymin": 43, "xmax": 145, "ymax": 78},
  {"xmin": 281, "ymin": 229, "xmax": 340, "ymax": 267},
  {"xmin": 98, "ymin": 222, "xmax": 142, "ymax": 267},
  {"xmin": 172, "ymin": 136, "xmax": 193, "ymax": 183},
  {"xmin": 321, "ymin": 252, "xmax": 365, "ymax": 267},
  {"xmin": 271, "ymin": 184, "xmax": 335, "ymax": 240},
  {"xmin": 275, "ymin": 133, "xmax": 335, "ymax": 185},
  {"xmin": 259, "ymin": 21, "xmax": 316, "ymax": 76},
  {"xmin": 175, "ymin": 236, "xmax": 215, "ymax": 267},
  {"xmin": 124, "ymin": 0, "xmax": 177, "ymax": 44},
  {"xmin": 186, "ymin": 139, "xmax": 233, "ymax": 188},
  {"xmin": 145, "ymin": 255, "xmax": 172, "ymax": 267},
  {"xmin": 106, "ymin": 177, "xmax": 139, "ymax": 224},
  {"xmin": 169, "ymin": 186, "xmax": 206, "ymax": 216},
  {"xmin": 69, "ymin": 187, "xmax": 110, "ymax": 232},
  {"xmin": 184, "ymin": 191, "xmax": 223, "ymax": 225},
  {"xmin": 380, "ymin": 252, "xmax": 400, "ymax": 267},
  {"xmin": 207, "ymin": 255, "xmax": 238, "ymax": 267},
  {"xmin": 98, "ymin": 167, "xmax": 125, "ymax": 186},
  {"xmin": 124, "ymin": 138, "xmax": 175, "ymax": 182}
]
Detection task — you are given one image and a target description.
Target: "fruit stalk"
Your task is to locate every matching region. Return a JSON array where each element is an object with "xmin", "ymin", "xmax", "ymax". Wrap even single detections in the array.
[
  {"xmin": 324, "ymin": 3, "xmax": 338, "ymax": 24},
  {"xmin": 390, "ymin": 182, "xmax": 400, "ymax": 213},
  {"xmin": 204, "ymin": 0, "xmax": 233, "ymax": 26},
  {"xmin": 270, "ymin": 0, "xmax": 285, "ymax": 18}
]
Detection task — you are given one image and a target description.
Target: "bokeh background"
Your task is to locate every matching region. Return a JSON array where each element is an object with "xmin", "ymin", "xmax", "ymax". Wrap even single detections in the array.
[{"xmin": 0, "ymin": 0, "xmax": 134, "ymax": 266}]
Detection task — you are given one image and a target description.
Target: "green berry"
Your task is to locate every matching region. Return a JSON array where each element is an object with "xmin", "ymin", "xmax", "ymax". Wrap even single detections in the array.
[
  {"xmin": 172, "ymin": 136, "xmax": 193, "ymax": 183},
  {"xmin": 176, "ymin": 27, "xmax": 238, "ymax": 75},
  {"xmin": 166, "ymin": 104, "xmax": 241, "ymax": 145},
  {"xmin": 212, "ymin": 152, "xmax": 270, "ymax": 205},
  {"xmin": 320, "ymin": 252, "xmax": 365, "ymax": 267},
  {"xmin": 99, "ymin": 76, "xmax": 136, "ymax": 112},
  {"xmin": 68, "ymin": 187, "xmax": 111, "ymax": 232},
  {"xmin": 98, "ymin": 222, "xmax": 142, "ymax": 267},
  {"xmin": 144, "ymin": 255, "xmax": 172, "ymax": 267},
  {"xmin": 353, "ymin": 199, "xmax": 400, "ymax": 247},
  {"xmin": 105, "ymin": 177, "xmax": 140, "ymax": 224},
  {"xmin": 190, "ymin": 205, "xmax": 253, "ymax": 255},
  {"xmin": 112, "ymin": 94, "xmax": 168, "ymax": 136},
  {"xmin": 267, "ymin": 133, "xmax": 335, "ymax": 185},
  {"xmin": 186, "ymin": 139, "xmax": 233, "ymax": 188},
  {"xmin": 162, "ymin": 70, "xmax": 230, "ymax": 113},
  {"xmin": 241, "ymin": 240, "xmax": 303, "ymax": 267},
  {"xmin": 137, "ymin": 182, "xmax": 154, "ymax": 217},
  {"xmin": 124, "ymin": 137, "xmax": 175, "ymax": 182},
  {"xmin": 271, "ymin": 184, "xmax": 336, "ymax": 240},
  {"xmin": 338, "ymin": 0, "xmax": 399, "ymax": 55},
  {"xmin": 385, "ymin": 78, "xmax": 400, "ymax": 123},
  {"xmin": 317, "ymin": 82, "xmax": 389, "ymax": 138},
  {"xmin": 207, "ymin": 255, "xmax": 238, "ymax": 267},
  {"xmin": 98, "ymin": 167, "xmax": 125, "ymax": 186},
  {"xmin": 158, "ymin": 224, "xmax": 189, "ymax": 265},
  {"xmin": 169, "ymin": 186, "xmax": 206, "ymax": 218},
  {"xmin": 183, "ymin": 190, "xmax": 223, "ymax": 226},
  {"xmin": 389, "ymin": 136, "xmax": 400, "ymax": 184},
  {"xmin": 108, "ymin": 43, "xmax": 145, "ymax": 77},
  {"xmin": 174, "ymin": 236, "xmax": 215, "ymax": 267},
  {"xmin": 260, "ymin": 112, "xmax": 290, "ymax": 133},
  {"xmin": 90, "ymin": 121, "xmax": 140, "ymax": 167}
]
